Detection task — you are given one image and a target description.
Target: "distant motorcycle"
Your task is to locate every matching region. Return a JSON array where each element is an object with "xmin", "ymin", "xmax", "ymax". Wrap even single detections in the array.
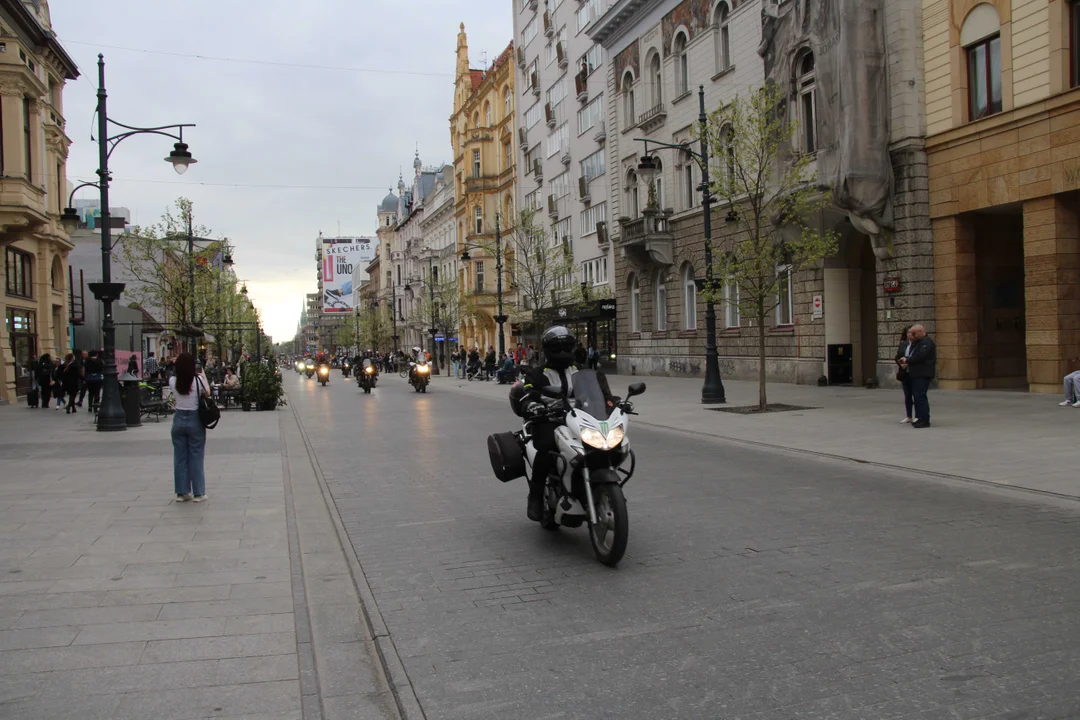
[
  {"xmin": 409, "ymin": 360, "xmax": 430, "ymax": 393},
  {"xmin": 357, "ymin": 359, "xmax": 376, "ymax": 394},
  {"xmin": 342, "ymin": 360, "xmax": 351, "ymax": 378},
  {"xmin": 317, "ymin": 364, "xmax": 330, "ymax": 386},
  {"xmin": 304, "ymin": 361, "xmax": 315, "ymax": 379}
]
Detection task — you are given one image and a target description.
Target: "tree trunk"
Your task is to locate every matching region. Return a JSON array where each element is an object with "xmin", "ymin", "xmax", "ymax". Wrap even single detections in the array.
[{"xmin": 757, "ymin": 307, "xmax": 767, "ymax": 411}]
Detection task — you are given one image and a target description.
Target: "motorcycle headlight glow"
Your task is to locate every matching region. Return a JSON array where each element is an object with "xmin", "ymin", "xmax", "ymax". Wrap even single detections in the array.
[
  {"xmin": 581, "ymin": 425, "xmax": 624, "ymax": 450},
  {"xmin": 417, "ymin": 364, "xmax": 430, "ymax": 374},
  {"xmin": 306, "ymin": 363, "xmax": 314, "ymax": 369},
  {"xmin": 365, "ymin": 367, "xmax": 374, "ymax": 374},
  {"xmin": 606, "ymin": 426, "xmax": 625, "ymax": 447},
  {"xmin": 319, "ymin": 368, "xmax": 328, "ymax": 375}
]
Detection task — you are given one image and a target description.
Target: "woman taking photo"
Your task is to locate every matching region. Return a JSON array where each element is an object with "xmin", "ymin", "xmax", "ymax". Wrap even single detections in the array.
[
  {"xmin": 895, "ymin": 325, "xmax": 917, "ymax": 424},
  {"xmin": 168, "ymin": 352, "xmax": 211, "ymax": 502}
]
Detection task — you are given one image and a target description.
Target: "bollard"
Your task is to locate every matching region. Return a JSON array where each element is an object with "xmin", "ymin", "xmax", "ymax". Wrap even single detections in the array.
[{"xmin": 119, "ymin": 373, "xmax": 142, "ymax": 427}]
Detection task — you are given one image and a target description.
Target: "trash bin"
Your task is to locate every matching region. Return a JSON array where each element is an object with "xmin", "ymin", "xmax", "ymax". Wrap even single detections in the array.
[{"xmin": 119, "ymin": 372, "xmax": 142, "ymax": 427}]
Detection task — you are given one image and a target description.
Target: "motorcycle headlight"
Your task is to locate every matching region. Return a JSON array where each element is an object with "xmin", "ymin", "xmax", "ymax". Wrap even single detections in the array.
[
  {"xmin": 306, "ymin": 363, "xmax": 314, "ymax": 369},
  {"xmin": 606, "ymin": 426, "xmax": 625, "ymax": 447},
  {"xmin": 365, "ymin": 367, "xmax": 374, "ymax": 374},
  {"xmin": 417, "ymin": 364, "xmax": 430, "ymax": 374},
  {"xmin": 580, "ymin": 428, "xmax": 607, "ymax": 449}
]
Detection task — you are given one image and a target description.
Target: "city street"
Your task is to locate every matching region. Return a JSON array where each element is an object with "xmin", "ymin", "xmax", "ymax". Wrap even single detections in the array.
[{"xmin": 286, "ymin": 371, "xmax": 1080, "ymax": 720}]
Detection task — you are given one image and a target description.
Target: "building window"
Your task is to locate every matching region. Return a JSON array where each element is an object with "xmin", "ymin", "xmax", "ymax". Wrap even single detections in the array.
[
  {"xmin": 625, "ymin": 169, "xmax": 639, "ymax": 218},
  {"xmin": 650, "ymin": 53, "xmax": 662, "ymax": 107},
  {"xmin": 484, "ymin": 102, "xmax": 492, "ymax": 127},
  {"xmin": 655, "ymin": 271, "xmax": 667, "ymax": 331},
  {"xmin": 674, "ymin": 33, "xmax": 689, "ymax": 95},
  {"xmin": 580, "ymin": 202, "xmax": 606, "ymax": 236},
  {"xmin": 580, "ymin": 148, "xmax": 606, "ymax": 181},
  {"xmin": 475, "ymin": 261, "xmax": 485, "ymax": 293},
  {"xmin": 473, "ymin": 150, "xmax": 481, "ymax": 177},
  {"xmin": 724, "ymin": 261, "xmax": 739, "ymax": 328},
  {"xmin": 623, "ymin": 72, "xmax": 635, "ymax": 127},
  {"xmin": 796, "ymin": 51, "xmax": 817, "ymax": 153},
  {"xmin": 504, "ymin": 86, "xmax": 512, "ymax": 117},
  {"xmin": 5, "ymin": 247, "xmax": 32, "ymax": 298},
  {"xmin": 652, "ymin": 156, "xmax": 665, "ymax": 210},
  {"xmin": 23, "ymin": 97, "xmax": 32, "ymax": 182},
  {"xmin": 967, "ymin": 36, "xmax": 1002, "ymax": 120},
  {"xmin": 577, "ymin": 93, "xmax": 604, "ymax": 134},
  {"xmin": 683, "ymin": 263, "xmax": 697, "ymax": 330},
  {"xmin": 776, "ymin": 266, "xmax": 793, "ymax": 326},
  {"xmin": 629, "ymin": 274, "xmax": 640, "ymax": 332},
  {"xmin": 475, "ymin": 206, "xmax": 483, "ymax": 234},
  {"xmin": 715, "ymin": 3, "xmax": 731, "ymax": 73},
  {"xmin": 0, "ymin": 97, "xmax": 4, "ymax": 175},
  {"xmin": 682, "ymin": 162, "xmax": 696, "ymax": 209},
  {"xmin": 504, "ymin": 141, "xmax": 511, "ymax": 171}
]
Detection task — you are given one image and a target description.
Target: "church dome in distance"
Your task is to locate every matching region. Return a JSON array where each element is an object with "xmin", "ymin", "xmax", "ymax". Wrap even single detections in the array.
[{"xmin": 379, "ymin": 190, "xmax": 397, "ymax": 213}]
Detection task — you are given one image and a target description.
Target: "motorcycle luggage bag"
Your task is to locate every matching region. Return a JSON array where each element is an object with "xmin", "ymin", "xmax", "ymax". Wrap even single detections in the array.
[{"xmin": 488, "ymin": 432, "xmax": 526, "ymax": 482}]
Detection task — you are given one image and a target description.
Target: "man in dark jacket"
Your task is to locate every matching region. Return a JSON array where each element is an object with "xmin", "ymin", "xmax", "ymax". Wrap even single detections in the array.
[{"xmin": 900, "ymin": 324, "xmax": 936, "ymax": 428}]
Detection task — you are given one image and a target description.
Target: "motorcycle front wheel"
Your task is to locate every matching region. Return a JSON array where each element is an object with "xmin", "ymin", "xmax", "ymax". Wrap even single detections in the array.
[{"xmin": 589, "ymin": 483, "xmax": 628, "ymax": 567}]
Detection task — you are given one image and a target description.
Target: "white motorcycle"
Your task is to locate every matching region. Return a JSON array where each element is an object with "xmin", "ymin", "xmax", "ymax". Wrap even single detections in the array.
[{"xmin": 488, "ymin": 370, "xmax": 645, "ymax": 567}]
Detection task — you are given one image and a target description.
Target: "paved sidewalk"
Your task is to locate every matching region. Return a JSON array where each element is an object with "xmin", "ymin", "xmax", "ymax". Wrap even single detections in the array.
[
  {"xmin": 430, "ymin": 370, "xmax": 1080, "ymax": 499},
  {"xmin": 0, "ymin": 400, "xmax": 397, "ymax": 720}
]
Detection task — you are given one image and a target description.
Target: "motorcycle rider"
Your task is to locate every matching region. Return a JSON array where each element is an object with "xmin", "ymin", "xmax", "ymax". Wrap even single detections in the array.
[{"xmin": 516, "ymin": 326, "xmax": 578, "ymax": 522}]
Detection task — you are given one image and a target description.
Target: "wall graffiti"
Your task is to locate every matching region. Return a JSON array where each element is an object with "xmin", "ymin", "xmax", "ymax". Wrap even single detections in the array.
[{"xmin": 667, "ymin": 359, "xmax": 702, "ymax": 375}]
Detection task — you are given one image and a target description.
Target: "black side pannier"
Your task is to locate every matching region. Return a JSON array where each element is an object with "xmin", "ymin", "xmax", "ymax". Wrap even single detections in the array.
[{"xmin": 488, "ymin": 431, "xmax": 526, "ymax": 482}]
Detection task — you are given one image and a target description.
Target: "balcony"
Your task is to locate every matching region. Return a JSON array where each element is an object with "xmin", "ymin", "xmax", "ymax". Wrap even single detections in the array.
[
  {"xmin": 0, "ymin": 177, "xmax": 49, "ymax": 237},
  {"xmin": 637, "ymin": 103, "xmax": 667, "ymax": 133},
  {"xmin": 617, "ymin": 208, "xmax": 674, "ymax": 266},
  {"xmin": 465, "ymin": 174, "xmax": 501, "ymax": 194}
]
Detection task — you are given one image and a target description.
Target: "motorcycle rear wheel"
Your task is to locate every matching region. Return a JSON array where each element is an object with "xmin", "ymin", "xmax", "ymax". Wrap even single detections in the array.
[{"xmin": 588, "ymin": 483, "xmax": 628, "ymax": 567}]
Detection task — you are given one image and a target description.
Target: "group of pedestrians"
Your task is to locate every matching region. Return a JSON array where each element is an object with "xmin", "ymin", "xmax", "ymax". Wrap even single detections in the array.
[{"xmin": 29, "ymin": 349, "xmax": 105, "ymax": 414}]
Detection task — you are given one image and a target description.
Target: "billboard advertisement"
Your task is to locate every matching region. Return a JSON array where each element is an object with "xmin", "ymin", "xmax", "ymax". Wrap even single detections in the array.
[{"xmin": 322, "ymin": 237, "xmax": 375, "ymax": 312}]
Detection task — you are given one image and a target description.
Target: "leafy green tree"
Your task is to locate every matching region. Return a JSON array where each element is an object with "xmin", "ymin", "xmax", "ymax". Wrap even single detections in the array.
[
  {"xmin": 701, "ymin": 83, "xmax": 839, "ymax": 410},
  {"xmin": 415, "ymin": 274, "xmax": 475, "ymax": 369},
  {"xmin": 358, "ymin": 303, "xmax": 393, "ymax": 353}
]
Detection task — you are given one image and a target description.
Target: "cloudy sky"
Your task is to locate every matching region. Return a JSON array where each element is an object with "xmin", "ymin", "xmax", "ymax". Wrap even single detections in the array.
[{"xmin": 51, "ymin": 0, "xmax": 513, "ymax": 342}]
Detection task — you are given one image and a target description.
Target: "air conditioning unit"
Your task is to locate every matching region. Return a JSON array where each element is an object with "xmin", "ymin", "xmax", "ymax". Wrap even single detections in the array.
[
  {"xmin": 594, "ymin": 121, "xmax": 606, "ymax": 144},
  {"xmin": 575, "ymin": 71, "xmax": 588, "ymax": 102},
  {"xmin": 578, "ymin": 176, "xmax": 591, "ymax": 202},
  {"xmin": 556, "ymin": 42, "xmax": 567, "ymax": 68},
  {"xmin": 533, "ymin": 159, "xmax": 543, "ymax": 177},
  {"xmin": 544, "ymin": 102, "xmax": 555, "ymax": 127},
  {"xmin": 543, "ymin": 11, "xmax": 554, "ymax": 37},
  {"xmin": 529, "ymin": 0, "xmax": 538, "ymax": 10},
  {"xmin": 547, "ymin": 195, "xmax": 558, "ymax": 217},
  {"xmin": 530, "ymin": 71, "xmax": 540, "ymax": 95},
  {"xmin": 561, "ymin": 151, "xmax": 571, "ymax": 166},
  {"xmin": 516, "ymin": 47, "xmax": 525, "ymax": 68},
  {"xmin": 596, "ymin": 220, "xmax": 608, "ymax": 245},
  {"xmin": 518, "ymin": 127, "xmax": 527, "ymax": 146}
]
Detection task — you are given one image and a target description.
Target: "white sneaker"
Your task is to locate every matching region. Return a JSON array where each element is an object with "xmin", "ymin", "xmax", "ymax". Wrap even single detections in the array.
[
  {"xmin": 1060, "ymin": 400, "xmax": 1073, "ymax": 407},
  {"xmin": 1073, "ymin": 401, "xmax": 1080, "ymax": 408},
  {"xmin": 901, "ymin": 417, "xmax": 912, "ymax": 423}
]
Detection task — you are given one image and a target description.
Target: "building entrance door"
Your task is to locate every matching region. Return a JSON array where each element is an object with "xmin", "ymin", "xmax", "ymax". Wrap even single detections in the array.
[
  {"xmin": 6, "ymin": 308, "xmax": 37, "ymax": 397},
  {"xmin": 974, "ymin": 213, "xmax": 1026, "ymax": 388}
]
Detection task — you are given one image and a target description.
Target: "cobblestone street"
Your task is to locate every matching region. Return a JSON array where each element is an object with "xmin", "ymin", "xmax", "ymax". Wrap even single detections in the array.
[{"xmin": 288, "ymin": 373, "xmax": 1080, "ymax": 720}]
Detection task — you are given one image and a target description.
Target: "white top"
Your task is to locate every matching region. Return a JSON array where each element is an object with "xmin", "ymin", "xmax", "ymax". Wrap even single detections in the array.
[{"xmin": 169, "ymin": 373, "xmax": 209, "ymax": 411}]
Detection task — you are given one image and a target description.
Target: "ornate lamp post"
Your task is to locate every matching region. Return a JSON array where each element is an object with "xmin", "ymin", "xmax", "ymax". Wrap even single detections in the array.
[
  {"xmin": 60, "ymin": 55, "xmax": 196, "ymax": 431},
  {"xmin": 634, "ymin": 86, "xmax": 725, "ymax": 404},
  {"xmin": 460, "ymin": 213, "xmax": 507, "ymax": 357}
]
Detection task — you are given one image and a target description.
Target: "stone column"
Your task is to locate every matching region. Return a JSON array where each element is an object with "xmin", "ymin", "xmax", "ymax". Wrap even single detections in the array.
[
  {"xmin": 933, "ymin": 214, "xmax": 978, "ymax": 388},
  {"xmin": 1023, "ymin": 195, "xmax": 1080, "ymax": 393},
  {"xmin": 0, "ymin": 82, "xmax": 26, "ymax": 177}
]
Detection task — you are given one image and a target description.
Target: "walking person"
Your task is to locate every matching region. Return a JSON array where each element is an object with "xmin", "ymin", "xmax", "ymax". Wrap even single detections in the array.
[
  {"xmin": 126, "ymin": 354, "xmax": 140, "ymax": 377},
  {"xmin": 84, "ymin": 350, "xmax": 104, "ymax": 413},
  {"xmin": 51, "ymin": 357, "xmax": 66, "ymax": 411},
  {"xmin": 894, "ymin": 325, "xmax": 917, "ymax": 424},
  {"xmin": 61, "ymin": 354, "xmax": 81, "ymax": 414},
  {"xmin": 145, "ymin": 351, "xmax": 159, "ymax": 380},
  {"xmin": 900, "ymin": 324, "xmax": 936, "ymax": 429},
  {"xmin": 36, "ymin": 354, "xmax": 53, "ymax": 409},
  {"xmin": 168, "ymin": 352, "xmax": 211, "ymax": 503}
]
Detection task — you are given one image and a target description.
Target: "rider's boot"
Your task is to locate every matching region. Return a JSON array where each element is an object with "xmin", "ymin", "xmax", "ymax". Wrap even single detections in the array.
[{"xmin": 526, "ymin": 481, "xmax": 544, "ymax": 522}]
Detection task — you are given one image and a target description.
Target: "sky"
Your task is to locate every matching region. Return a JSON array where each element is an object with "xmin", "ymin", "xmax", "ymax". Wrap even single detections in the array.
[{"xmin": 50, "ymin": 0, "xmax": 514, "ymax": 343}]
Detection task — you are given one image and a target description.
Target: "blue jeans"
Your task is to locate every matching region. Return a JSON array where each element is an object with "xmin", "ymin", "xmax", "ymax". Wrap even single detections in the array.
[
  {"xmin": 900, "ymin": 376, "xmax": 914, "ymax": 419},
  {"xmin": 172, "ymin": 410, "xmax": 206, "ymax": 496},
  {"xmin": 1064, "ymin": 370, "xmax": 1080, "ymax": 401},
  {"xmin": 910, "ymin": 377, "xmax": 931, "ymax": 424}
]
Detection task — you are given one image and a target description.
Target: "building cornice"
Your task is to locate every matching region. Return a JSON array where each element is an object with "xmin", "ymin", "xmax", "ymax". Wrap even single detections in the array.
[{"xmin": 588, "ymin": 0, "xmax": 665, "ymax": 46}]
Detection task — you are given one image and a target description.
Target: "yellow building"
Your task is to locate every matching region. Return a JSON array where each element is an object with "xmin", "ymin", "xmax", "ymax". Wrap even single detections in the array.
[
  {"xmin": 924, "ymin": 0, "xmax": 1080, "ymax": 391},
  {"xmin": 450, "ymin": 23, "xmax": 517, "ymax": 352},
  {"xmin": 0, "ymin": 0, "xmax": 78, "ymax": 403}
]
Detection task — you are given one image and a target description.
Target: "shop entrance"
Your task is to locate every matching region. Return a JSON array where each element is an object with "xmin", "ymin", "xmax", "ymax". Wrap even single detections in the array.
[
  {"xmin": 972, "ymin": 210, "xmax": 1027, "ymax": 388},
  {"xmin": 823, "ymin": 227, "xmax": 879, "ymax": 386},
  {"xmin": 6, "ymin": 308, "xmax": 37, "ymax": 397}
]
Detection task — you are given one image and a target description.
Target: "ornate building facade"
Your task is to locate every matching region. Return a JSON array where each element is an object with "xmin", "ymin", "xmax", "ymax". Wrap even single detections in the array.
[
  {"xmin": 451, "ymin": 24, "xmax": 518, "ymax": 352},
  {"xmin": 0, "ymin": 0, "xmax": 78, "ymax": 403}
]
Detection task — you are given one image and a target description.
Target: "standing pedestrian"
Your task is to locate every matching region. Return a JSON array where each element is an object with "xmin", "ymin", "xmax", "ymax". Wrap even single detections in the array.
[
  {"xmin": 75, "ymin": 350, "xmax": 88, "ymax": 407},
  {"xmin": 84, "ymin": 350, "xmax": 104, "ymax": 413},
  {"xmin": 36, "ymin": 354, "xmax": 53, "ymax": 409},
  {"xmin": 61, "ymin": 354, "xmax": 81, "ymax": 414},
  {"xmin": 126, "ymin": 354, "xmax": 139, "ymax": 377},
  {"xmin": 894, "ymin": 325, "xmax": 916, "ymax": 424},
  {"xmin": 526, "ymin": 344, "xmax": 537, "ymax": 367},
  {"xmin": 1059, "ymin": 357, "xmax": 1080, "ymax": 407},
  {"xmin": 900, "ymin": 324, "xmax": 936, "ymax": 429},
  {"xmin": 168, "ymin": 352, "xmax": 211, "ymax": 502},
  {"xmin": 51, "ymin": 357, "xmax": 65, "ymax": 410},
  {"xmin": 145, "ymin": 351, "xmax": 159, "ymax": 380}
]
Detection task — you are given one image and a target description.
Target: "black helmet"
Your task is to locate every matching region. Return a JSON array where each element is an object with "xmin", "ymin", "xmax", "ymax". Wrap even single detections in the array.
[
  {"xmin": 541, "ymin": 325, "xmax": 576, "ymax": 369},
  {"xmin": 508, "ymin": 380, "xmax": 529, "ymax": 417}
]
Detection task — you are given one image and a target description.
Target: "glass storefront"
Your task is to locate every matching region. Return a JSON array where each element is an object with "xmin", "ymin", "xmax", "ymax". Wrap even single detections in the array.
[
  {"xmin": 6, "ymin": 308, "xmax": 36, "ymax": 396},
  {"xmin": 536, "ymin": 299, "xmax": 618, "ymax": 370}
]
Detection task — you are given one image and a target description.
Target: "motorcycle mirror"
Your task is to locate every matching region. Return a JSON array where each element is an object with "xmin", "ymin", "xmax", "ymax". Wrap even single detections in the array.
[
  {"xmin": 539, "ymin": 385, "xmax": 562, "ymax": 399},
  {"xmin": 627, "ymin": 382, "xmax": 646, "ymax": 398}
]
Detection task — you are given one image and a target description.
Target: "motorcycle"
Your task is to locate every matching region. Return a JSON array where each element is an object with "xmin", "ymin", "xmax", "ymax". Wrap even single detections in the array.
[
  {"xmin": 304, "ymin": 361, "xmax": 315, "ymax": 379},
  {"xmin": 294, "ymin": 360, "xmax": 304, "ymax": 374},
  {"xmin": 317, "ymin": 364, "xmax": 330, "ymax": 386},
  {"xmin": 487, "ymin": 370, "xmax": 646, "ymax": 567},
  {"xmin": 342, "ymin": 360, "xmax": 351, "ymax": 378},
  {"xmin": 409, "ymin": 360, "xmax": 430, "ymax": 393},
  {"xmin": 356, "ymin": 359, "xmax": 376, "ymax": 393}
]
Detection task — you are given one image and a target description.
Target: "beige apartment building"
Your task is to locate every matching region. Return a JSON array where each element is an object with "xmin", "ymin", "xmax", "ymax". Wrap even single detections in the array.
[
  {"xmin": 925, "ymin": 0, "xmax": 1080, "ymax": 392},
  {"xmin": 0, "ymin": 0, "xmax": 78, "ymax": 403}
]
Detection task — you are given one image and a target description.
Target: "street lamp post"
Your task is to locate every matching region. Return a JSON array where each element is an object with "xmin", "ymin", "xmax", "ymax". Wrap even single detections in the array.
[
  {"xmin": 60, "ymin": 55, "xmax": 196, "ymax": 431},
  {"xmin": 460, "ymin": 213, "xmax": 507, "ymax": 357},
  {"xmin": 635, "ymin": 85, "xmax": 726, "ymax": 404},
  {"xmin": 424, "ymin": 252, "xmax": 440, "ymax": 375}
]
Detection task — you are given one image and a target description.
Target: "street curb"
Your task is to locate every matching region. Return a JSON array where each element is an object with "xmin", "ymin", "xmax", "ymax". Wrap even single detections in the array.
[
  {"xmin": 287, "ymin": 395, "xmax": 427, "ymax": 720},
  {"xmin": 435, "ymin": 377, "xmax": 1080, "ymax": 504}
]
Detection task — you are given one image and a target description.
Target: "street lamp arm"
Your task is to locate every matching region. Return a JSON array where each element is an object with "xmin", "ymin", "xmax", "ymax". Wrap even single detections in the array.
[
  {"xmin": 105, "ymin": 124, "xmax": 195, "ymax": 162},
  {"xmin": 635, "ymin": 138, "xmax": 704, "ymax": 165},
  {"xmin": 66, "ymin": 181, "xmax": 101, "ymax": 207}
]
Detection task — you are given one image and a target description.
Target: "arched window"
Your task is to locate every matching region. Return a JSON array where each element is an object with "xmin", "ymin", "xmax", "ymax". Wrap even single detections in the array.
[
  {"xmin": 649, "ymin": 52, "xmax": 662, "ymax": 108},
  {"xmin": 473, "ymin": 111, "xmax": 480, "ymax": 128},
  {"xmin": 723, "ymin": 255, "xmax": 740, "ymax": 328},
  {"xmin": 674, "ymin": 32, "xmax": 689, "ymax": 95},
  {"xmin": 629, "ymin": 274, "xmax": 640, "ymax": 333},
  {"xmin": 51, "ymin": 255, "xmax": 64, "ymax": 291},
  {"xmin": 796, "ymin": 50, "xmax": 817, "ymax": 153},
  {"xmin": 719, "ymin": 123, "xmax": 735, "ymax": 188},
  {"xmin": 961, "ymin": 4, "xmax": 1002, "ymax": 119},
  {"xmin": 682, "ymin": 263, "xmax": 697, "ymax": 330},
  {"xmin": 623, "ymin": 71, "xmax": 636, "ymax": 126},
  {"xmin": 484, "ymin": 101, "xmax": 492, "ymax": 127},
  {"xmin": 625, "ymin": 168, "xmax": 639, "ymax": 218},
  {"xmin": 655, "ymin": 270, "xmax": 667, "ymax": 331},
  {"xmin": 714, "ymin": 3, "xmax": 731, "ymax": 73},
  {"xmin": 504, "ymin": 86, "xmax": 512, "ymax": 117},
  {"xmin": 653, "ymin": 156, "xmax": 665, "ymax": 210}
]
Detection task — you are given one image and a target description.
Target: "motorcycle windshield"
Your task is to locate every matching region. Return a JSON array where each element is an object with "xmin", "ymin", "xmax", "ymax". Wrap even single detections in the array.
[{"xmin": 572, "ymin": 370, "xmax": 616, "ymax": 421}]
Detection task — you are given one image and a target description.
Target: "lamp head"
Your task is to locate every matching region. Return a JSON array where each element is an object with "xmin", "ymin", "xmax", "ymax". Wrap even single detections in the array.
[
  {"xmin": 637, "ymin": 154, "xmax": 659, "ymax": 185},
  {"xmin": 460, "ymin": 250, "xmax": 471, "ymax": 262},
  {"xmin": 166, "ymin": 142, "xmax": 197, "ymax": 175},
  {"xmin": 61, "ymin": 207, "xmax": 80, "ymax": 234}
]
